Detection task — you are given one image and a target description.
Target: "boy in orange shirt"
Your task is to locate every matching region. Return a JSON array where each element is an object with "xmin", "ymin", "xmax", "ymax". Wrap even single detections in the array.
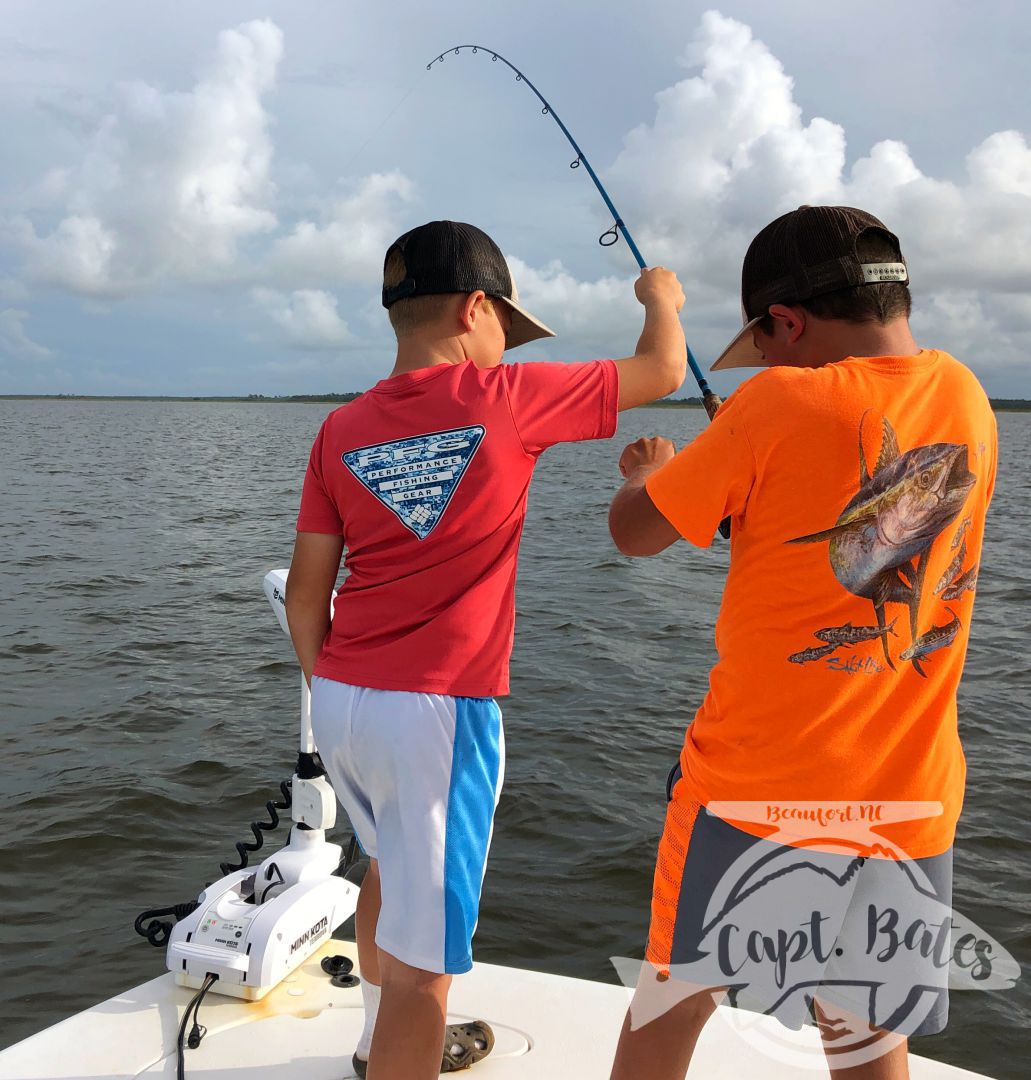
[{"xmin": 607, "ymin": 206, "xmax": 997, "ymax": 1079}]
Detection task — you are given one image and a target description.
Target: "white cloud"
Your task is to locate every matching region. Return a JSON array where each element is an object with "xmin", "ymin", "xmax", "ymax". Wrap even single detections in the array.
[
  {"xmin": 0, "ymin": 277, "xmax": 29, "ymax": 302},
  {"xmin": 5, "ymin": 19, "xmax": 416, "ymax": 317},
  {"xmin": 507, "ymin": 256, "xmax": 638, "ymax": 341},
  {"xmin": 966, "ymin": 130, "xmax": 1031, "ymax": 197},
  {"xmin": 12, "ymin": 19, "xmax": 284, "ymax": 296},
  {"xmin": 267, "ymin": 171, "xmax": 415, "ymax": 286},
  {"xmin": 0, "ymin": 308, "xmax": 53, "ymax": 360},
  {"xmin": 607, "ymin": 10, "xmax": 845, "ymax": 273},
  {"xmin": 4, "ymin": 9, "xmax": 1028, "ymax": 390},
  {"xmin": 517, "ymin": 9, "xmax": 1031, "ymax": 376},
  {"xmin": 253, "ymin": 287, "xmax": 350, "ymax": 349}
]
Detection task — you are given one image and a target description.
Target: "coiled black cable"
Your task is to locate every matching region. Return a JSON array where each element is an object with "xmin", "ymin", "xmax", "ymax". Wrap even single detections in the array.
[
  {"xmin": 134, "ymin": 779, "xmax": 292, "ymax": 946},
  {"xmin": 134, "ymin": 902, "xmax": 201, "ymax": 947},
  {"xmin": 219, "ymin": 779, "xmax": 292, "ymax": 876}
]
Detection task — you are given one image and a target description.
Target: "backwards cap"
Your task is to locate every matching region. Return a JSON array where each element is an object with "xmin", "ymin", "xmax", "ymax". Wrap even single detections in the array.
[
  {"xmin": 712, "ymin": 205, "xmax": 908, "ymax": 371},
  {"xmin": 382, "ymin": 220, "xmax": 555, "ymax": 351}
]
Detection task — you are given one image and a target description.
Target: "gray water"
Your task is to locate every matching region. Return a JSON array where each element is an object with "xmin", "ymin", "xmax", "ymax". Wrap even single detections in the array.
[{"xmin": 1, "ymin": 399, "xmax": 1028, "ymax": 1076}]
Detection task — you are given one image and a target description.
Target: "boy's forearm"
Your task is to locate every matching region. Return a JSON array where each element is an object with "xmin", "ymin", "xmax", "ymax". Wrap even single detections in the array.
[
  {"xmin": 286, "ymin": 531, "xmax": 344, "ymax": 687},
  {"xmin": 609, "ymin": 437, "xmax": 682, "ymax": 556},
  {"xmin": 636, "ymin": 299, "xmax": 687, "ymax": 382},
  {"xmin": 286, "ymin": 601, "xmax": 331, "ymax": 687},
  {"xmin": 609, "ymin": 470, "xmax": 652, "ymax": 555}
]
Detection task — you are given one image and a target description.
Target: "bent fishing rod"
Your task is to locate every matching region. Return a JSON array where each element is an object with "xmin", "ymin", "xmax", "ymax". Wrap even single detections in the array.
[{"xmin": 427, "ymin": 45, "xmax": 723, "ymax": 421}]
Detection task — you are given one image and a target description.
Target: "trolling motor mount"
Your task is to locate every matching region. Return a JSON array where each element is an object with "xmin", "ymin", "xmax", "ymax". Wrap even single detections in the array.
[{"xmin": 164, "ymin": 570, "xmax": 357, "ymax": 1000}]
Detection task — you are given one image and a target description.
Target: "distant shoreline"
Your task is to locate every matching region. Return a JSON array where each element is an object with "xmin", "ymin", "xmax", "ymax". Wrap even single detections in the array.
[{"xmin": 3, "ymin": 394, "xmax": 1030, "ymax": 411}]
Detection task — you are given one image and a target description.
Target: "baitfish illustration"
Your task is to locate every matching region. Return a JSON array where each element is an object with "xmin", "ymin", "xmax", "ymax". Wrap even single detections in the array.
[
  {"xmin": 951, "ymin": 517, "xmax": 972, "ymax": 550},
  {"xmin": 788, "ymin": 413, "xmax": 975, "ymax": 673},
  {"xmin": 935, "ymin": 540, "xmax": 967, "ymax": 595},
  {"xmin": 900, "ymin": 607, "xmax": 961, "ymax": 663},
  {"xmin": 942, "ymin": 564, "xmax": 978, "ymax": 601},
  {"xmin": 788, "ymin": 643, "xmax": 839, "ymax": 665},
  {"xmin": 814, "ymin": 618, "xmax": 898, "ymax": 646}
]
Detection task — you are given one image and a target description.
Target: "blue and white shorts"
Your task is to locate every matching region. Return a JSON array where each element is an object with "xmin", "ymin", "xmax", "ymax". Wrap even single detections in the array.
[{"xmin": 311, "ymin": 677, "xmax": 505, "ymax": 975}]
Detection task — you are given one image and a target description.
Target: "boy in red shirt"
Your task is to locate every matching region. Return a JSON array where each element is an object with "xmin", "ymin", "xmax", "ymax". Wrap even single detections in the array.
[{"xmin": 286, "ymin": 220, "xmax": 686, "ymax": 1080}]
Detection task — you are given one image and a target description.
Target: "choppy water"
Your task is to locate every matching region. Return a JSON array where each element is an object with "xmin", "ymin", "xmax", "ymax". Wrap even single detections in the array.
[{"xmin": 1, "ymin": 399, "xmax": 1029, "ymax": 1076}]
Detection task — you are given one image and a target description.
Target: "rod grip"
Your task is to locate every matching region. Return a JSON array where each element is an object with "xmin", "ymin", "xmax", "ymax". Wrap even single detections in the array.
[{"xmin": 702, "ymin": 391, "xmax": 723, "ymax": 420}]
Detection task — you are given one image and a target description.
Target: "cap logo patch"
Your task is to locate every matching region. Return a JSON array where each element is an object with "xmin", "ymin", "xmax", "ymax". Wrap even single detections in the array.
[{"xmin": 342, "ymin": 425, "xmax": 486, "ymax": 540}]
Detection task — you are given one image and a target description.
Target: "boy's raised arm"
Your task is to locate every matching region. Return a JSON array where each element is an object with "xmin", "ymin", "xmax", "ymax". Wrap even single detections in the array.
[{"xmin": 613, "ymin": 267, "xmax": 688, "ymax": 411}]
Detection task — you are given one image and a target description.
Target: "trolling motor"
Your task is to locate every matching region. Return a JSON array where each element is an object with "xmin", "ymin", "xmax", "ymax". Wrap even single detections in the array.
[{"xmin": 163, "ymin": 570, "xmax": 358, "ymax": 1000}]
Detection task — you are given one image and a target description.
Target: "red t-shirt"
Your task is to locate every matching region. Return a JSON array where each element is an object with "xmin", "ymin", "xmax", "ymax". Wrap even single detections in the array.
[{"xmin": 297, "ymin": 358, "xmax": 619, "ymax": 697}]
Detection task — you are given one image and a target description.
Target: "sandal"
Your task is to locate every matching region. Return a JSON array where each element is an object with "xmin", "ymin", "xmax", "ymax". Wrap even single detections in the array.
[
  {"xmin": 441, "ymin": 1020, "xmax": 495, "ymax": 1072},
  {"xmin": 350, "ymin": 1020, "xmax": 494, "ymax": 1076}
]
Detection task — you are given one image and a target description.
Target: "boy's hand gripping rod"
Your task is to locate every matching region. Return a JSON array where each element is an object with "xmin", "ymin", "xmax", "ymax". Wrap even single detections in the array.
[{"xmin": 429, "ymin": 46, "xmax": 732, "ymax": 537}]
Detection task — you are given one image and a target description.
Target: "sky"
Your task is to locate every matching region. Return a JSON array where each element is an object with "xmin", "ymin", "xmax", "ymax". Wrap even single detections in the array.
[{"xmin": 1, "ymin": 0, "xmax": 1030, "ymax": 398}]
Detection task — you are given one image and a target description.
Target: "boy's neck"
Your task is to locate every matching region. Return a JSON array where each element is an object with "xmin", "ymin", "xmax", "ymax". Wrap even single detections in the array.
[
  {"xmin": 790, "ymin": 316, "xmax": 921, "ymax": 368},
  {"xmin": 389, "ymin": 335, "xmax": 468, "ymax": 379}
]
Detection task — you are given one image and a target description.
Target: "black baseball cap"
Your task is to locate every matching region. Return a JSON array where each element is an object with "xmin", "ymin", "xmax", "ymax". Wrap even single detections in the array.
[
  {"xmin": 382, "ymin": 220, "xmax": 555, "ymax": 350},
  {"xmin": 712, "ymin": 205, "xmax": 909, "ymax": 371}
]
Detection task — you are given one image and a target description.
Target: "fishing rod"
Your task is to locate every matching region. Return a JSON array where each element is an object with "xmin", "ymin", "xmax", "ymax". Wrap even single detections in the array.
[{"xmin": 427, "ymin": 45, "xmax": 724, "ymax": 421}]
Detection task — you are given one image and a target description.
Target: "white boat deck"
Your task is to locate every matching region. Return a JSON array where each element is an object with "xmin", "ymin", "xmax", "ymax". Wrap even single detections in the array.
[{"xmin": 0, "ymin": 940, "xmax": 992, "ymax": 1079}]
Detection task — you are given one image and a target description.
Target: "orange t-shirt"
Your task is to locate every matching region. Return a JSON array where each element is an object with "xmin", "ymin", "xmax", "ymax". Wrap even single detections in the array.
[{"xmin": 646, "ymin": 350, "xmax": 997, "ymax": 859}]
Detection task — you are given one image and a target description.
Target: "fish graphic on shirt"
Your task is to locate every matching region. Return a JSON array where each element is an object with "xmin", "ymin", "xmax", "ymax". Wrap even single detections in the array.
[
  {"xmin": 941, "ymin": 564, "xmax": 979, "ymax": 601},
  {"xmin": 899, "ymin": 607, "xmax": 961, "ymax": 663},
  {"xmin": 935, "ymin": 541, "xmax": 967, "ymax": 595},
  {"xmin": 814, "ymin": 618, "xmax": 898, "ymax": 646},
  {"xmin": 788, "ymin": 643, "xmax": 840, "ymax": 665},
  {"xmin": 788, "ymin": 413, "xmax": 975, "ymax": 676},
  {"xmin": 951, "ymin": 517, "xmax": 972, "ymax": 550}
]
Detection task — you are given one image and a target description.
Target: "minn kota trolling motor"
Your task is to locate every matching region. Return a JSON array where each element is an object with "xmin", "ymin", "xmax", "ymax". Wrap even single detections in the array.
[{"xmin": 136, "ymin": 570, "xmax": 359, "ymax": 1004}]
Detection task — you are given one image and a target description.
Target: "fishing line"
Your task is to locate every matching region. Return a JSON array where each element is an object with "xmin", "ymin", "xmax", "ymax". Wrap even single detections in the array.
[
  {"xmin": 428, "ymin": 44, "xmax": 724, "ymax": 420},
  {"xmin": 337, "ymin": 68, "xmax": 430, "ymax": 180}
]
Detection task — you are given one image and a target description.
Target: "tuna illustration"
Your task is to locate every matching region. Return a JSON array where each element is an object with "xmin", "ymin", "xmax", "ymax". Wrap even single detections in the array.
[
  {"xmin": 788, "ymin": 643, "xmax": 839, "ymax": 665},
  {"xmin": 900, "ymin": 607, "xmax": 961, "ymax": 663},
  {"xmin": 814, "ymin": 618, "xmax": 898, "ymax": 646},
  {"xmin": 942, "ymin": 564, "xmax": 979, "ymax": 601},
  {"xmin": 788, "ymin": 413, "xmax": 975, "ymax": 675},
  {"xmin": 935, "ymin": 540, "xmax": 967, "ymax": 595}
]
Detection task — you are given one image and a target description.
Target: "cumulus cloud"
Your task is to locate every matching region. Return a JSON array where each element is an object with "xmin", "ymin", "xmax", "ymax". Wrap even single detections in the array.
[
  {"xmin": 4, "ymin": 10, "xmax": 1028, "ymax": 389},
  {"xmin": 0, "ymin": 308, "xmax": 53, "ymax": 360},
  {"xmin": 266, "ymin": 171, "xmax": 415, "ymax": 286},
  {"xmin": 6, "ymin": 18, "xmax": 417, "ymax": 316},
  {"xmin": 506, "ymin": 256, "xmax": 640, "ymax": 348},
  {"xmin": 0, "ymin": 277, "xmax": 29, "ymax": 303},
  {"xmin": 253, "ymin": 287, "xmax": 350, "ymax": 349},
  {"xmin": 13, "ymin": 20, "xmax": 284, "ymax": 295},
  {"xmin": 527, "ymin": 9, "xmax": 1031, "ymax": 374}
]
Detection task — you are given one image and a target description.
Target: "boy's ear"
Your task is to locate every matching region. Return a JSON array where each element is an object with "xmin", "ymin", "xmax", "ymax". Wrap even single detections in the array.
[
  {"xmin": 768, "ymin": 303, "xmax": 807, "ymax": 344},
  {"xmin": 457, "ymin": 291, "xmax": 488, "ymax": 334}
]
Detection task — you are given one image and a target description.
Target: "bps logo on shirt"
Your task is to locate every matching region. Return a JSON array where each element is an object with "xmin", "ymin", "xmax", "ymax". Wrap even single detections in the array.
[{"xmin": 342, "ymin": 426, "xmax": 486, "ymax": 540}]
